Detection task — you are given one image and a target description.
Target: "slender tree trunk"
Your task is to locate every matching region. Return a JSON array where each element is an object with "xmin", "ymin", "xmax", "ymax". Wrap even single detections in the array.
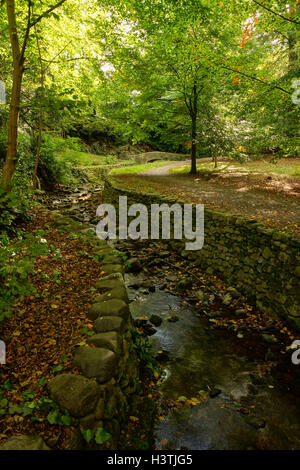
[
  {"xmin": 213, "ymin": 153, "xmax": 217, "ymax": 168},
  {"xmin": 33, "ymin": 26, "xmax": 45, "ymax": 190},
  {"xmin": 190, "ymin": 112, "xmax": 197, "ymax": 174},
  {"xmin": 33, "ymin": 109, "xmax": 42, "ymax": 189},
  {"xmin": 2, "ymin": 65, "xmax": 23, "ymax": 185},
  {"xmin": 2, "ymin": 0, "xmax": 24, "ymax": 187},
  {"xmin": 190, "ymin": 83, "xmax": 198, "ymax": 175}
]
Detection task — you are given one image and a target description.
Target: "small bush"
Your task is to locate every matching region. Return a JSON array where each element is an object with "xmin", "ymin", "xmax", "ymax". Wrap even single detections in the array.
[
  {"xmin": 0, "ymin": 182, "xmax": 30, "ymax": 232},
  {"xmin": 230, "ymin": 149, "xmax": 247, "ymax": 163},
  {"xmin": 36, "ymin": 134, "xmax": 87, "ymax": 187},
  {"xmin": 104, "ymin": 154, "xmax": 117, "ymax": 165},
  {"xmin": 38, "ymin": 135, "xmax": 71, "ymax": 188},
  {"xmin": 0, "ymin": 230, "xmax": 49, "ymax": 322}
]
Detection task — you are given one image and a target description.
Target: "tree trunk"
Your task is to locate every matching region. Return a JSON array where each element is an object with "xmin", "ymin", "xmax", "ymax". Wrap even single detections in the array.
[
  {"xmin": 32, "ymin": 26, "xmax": 45, "ymax": 190},
  {"xmin": 2, "ymin": 65, "xmax": 22, "ymax": 185},
  {"xmin": 190, "ymin": 112, "xmax": 197, "ymax": 174},
  {"xmin": 213, "ymin": 153, "xmax": 217, "ymax": 168},
  {"xmin": 190, "ymin": 83, "xmax": 198, "ymax": 175},
  {"xmin": 2, "ymin": 0, "xmax": 23, "ymax": 187},
  {"xmin": 33, "ymin": 109, "xmax": 42, "ymax": 190}
]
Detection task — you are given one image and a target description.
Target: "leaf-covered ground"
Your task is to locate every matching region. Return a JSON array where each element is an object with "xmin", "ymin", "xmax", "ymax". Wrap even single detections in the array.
[{"xmin": 0, "ymin": 210, "xmax": 104, "ymax": 447}]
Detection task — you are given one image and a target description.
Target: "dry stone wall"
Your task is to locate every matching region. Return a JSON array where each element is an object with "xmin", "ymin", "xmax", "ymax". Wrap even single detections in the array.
[{"xmin": 104, "ymin": 177, "xmax": 300, "ymax": 332}]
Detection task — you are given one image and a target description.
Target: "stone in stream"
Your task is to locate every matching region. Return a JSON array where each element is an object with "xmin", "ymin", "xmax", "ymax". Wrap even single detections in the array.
[
  {"xmin": 0, "ymin": 435, "xmax": 50, "ymax": 450},
  {"xmin": 88, "ymin": 299, "xmax": 129, "ymax": 321},
  {"xmin": 167, "ymin": 315, "xmax": 179, "ymax": 323},
  {"xmin": 86, "ymin": 331, "xmax": 121, "ymax": 355},
  {"xmin": 125, "ymin": 258, "xmax": 142, "ymax": 273},
  {"xmin": 142, "ymin": 324, "xmax": 157, "ymax": 336},
  {"xmin": 73, "ymin": 346, "xmax": 117, "ymax": 383},
  {"xmin": 47, "ymin": 374, "xmax": 100, "ymax": 417},
  {"xmin": 209, "ymin": 388, "xmax": 222, "ymax": 398},
  {"xmin": 244, "ymin": 415, "xmax": 266, "ymax": 429},
  {"xmin": 94, "ymin": 316, "xmax": 126, "ymax": 334},
  {"xmin": 134, "ymin": 318, "xmax": 148, "ymax": 328},
  {"xmin": 141, "ymin": 280, "xmax": 155, "ymax": 292},
  {"xmin": 150, "ymin": 314, "xmax": 163, "ymax": 327},
  {"xmin": 128, "ymin": 280, "xmax": 142, "ymax": 289},
  {"xmin": 156, "ymin": 350, "xmax": 170, "ymax": 363}
]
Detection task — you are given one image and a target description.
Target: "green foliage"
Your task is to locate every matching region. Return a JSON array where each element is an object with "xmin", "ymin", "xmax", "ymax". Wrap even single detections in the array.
[
  {"xmin": 81, "ymin": 427, "xmax": 112, "ymax": 445},
  {"xmin": 0, "ymin": 182, "xmax": 30, "ymax": 231},
  {"xmin": 131, "ymin": 327, "xmax": 157, "ymax": 370},
  {"xmin": 0, "ymin": 230, "xmax": 49, "ymax": 322},
  {"xmin": 37, "ymin": 134, "xmax": 75, "ymax": 187},
  {"xmin": 1, "ymin": 0, "xmax": 299, "ymax": 180},
  {"xmin": 230, "ymin": 149, "xmax": 247, "ymax": 163},
  {"xmin": 0, "ymin": 384, "xmax": 73, "ymax": 427}
]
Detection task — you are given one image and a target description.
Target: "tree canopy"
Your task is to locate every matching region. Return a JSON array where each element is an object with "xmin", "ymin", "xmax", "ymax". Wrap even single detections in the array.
[{"xmin": 0, "ymin": 0, "xmax": 299, "ymax": 181}]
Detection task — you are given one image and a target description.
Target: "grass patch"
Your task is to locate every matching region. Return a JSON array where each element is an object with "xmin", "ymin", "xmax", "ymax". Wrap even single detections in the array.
[
  {"xmin": 110, "ymin": 160, "xmax": 174, "ymax": 175},
  {"xmin": 170, "ymin": 158, "xmax": 300, "ymax": 179},
  {"xmin": 55, "ymin": 149, "xmax": 111, "ymax": 167}
]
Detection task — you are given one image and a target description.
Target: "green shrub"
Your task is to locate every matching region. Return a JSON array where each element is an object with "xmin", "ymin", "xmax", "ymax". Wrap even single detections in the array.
[
  {"xmin": 0, "ymin": 182, "xmax": 30, "ymax": 232},
  {"xmin": 90, "ymin": 142, "xmax": 103, "ymax": 155},
  {"xmin": 38, "ymin": 135, "xmax": 71, "ymax": 187},
  {"xmin": 0, "ymin": 230, "xmax": 49, "ymax": 322},
  {"xmin": 229, "ymin": 149, "xmax": 247, "ymax": 163},
  {"xmin": 36, "ymin": 134, "xmax": 86, "ymax": 187},
  {"xmin": 104, "ymin": 154, "xmax": 117, "ymax": 165}
]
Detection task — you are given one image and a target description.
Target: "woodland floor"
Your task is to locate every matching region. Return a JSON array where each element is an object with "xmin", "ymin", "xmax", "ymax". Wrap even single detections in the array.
[
  {"xmin": 0, "ymin": 210, "xmax": 104, "ymax": 448},
  {"xmin": 116, "ymin": 158, "xmax": 300, "ymax": 236}
]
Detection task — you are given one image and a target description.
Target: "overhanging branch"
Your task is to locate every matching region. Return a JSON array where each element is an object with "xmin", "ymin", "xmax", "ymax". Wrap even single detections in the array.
[
  {"xmin": 29, "ymin": 0, "xmax": 67, "ymax": 29},
  {"xmin": 221, "ymin": 65, "xmax": 291, "ymax": 94},
  {"xmin": 251, "ymin": 0, "xmax": 300, "ymax": 25}
]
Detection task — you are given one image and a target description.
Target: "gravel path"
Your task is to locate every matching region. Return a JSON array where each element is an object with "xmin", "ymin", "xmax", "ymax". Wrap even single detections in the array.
[{"xmin": 118, "ymin": 161, "xmax": 300, "ymax": 235}]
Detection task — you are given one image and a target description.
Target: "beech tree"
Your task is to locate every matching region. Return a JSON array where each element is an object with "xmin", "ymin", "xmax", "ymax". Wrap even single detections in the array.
[{"xmin": 1, "ymin": 0, "xmax": 67, "ymax": 187}]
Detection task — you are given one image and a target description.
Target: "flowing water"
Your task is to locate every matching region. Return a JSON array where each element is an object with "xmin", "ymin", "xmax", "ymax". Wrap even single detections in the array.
[{"xmin": 126, "ymin": 274, "xmax": 300, "ymax": 451}]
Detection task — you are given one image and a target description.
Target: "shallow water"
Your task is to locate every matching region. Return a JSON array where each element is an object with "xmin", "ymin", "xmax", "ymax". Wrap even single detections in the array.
[{"xmin": 126, "ymin": 274, "xmax": 300, "ymax": 451}]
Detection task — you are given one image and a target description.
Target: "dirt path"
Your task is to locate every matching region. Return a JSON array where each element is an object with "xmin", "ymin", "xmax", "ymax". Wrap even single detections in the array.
[
  {"xmin": 138, "ymin": 159, "xmax": 212, "ymax": 176},
  {"xmin": 117, "ymin": 163, "xmax": 300, "ymax": 235}
]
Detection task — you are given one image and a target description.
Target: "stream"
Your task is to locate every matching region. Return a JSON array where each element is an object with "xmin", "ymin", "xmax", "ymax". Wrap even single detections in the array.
[
  {"xmin": 125, "ymin": 273, "xmax": 300, "ymax": 450},
  {"xmin": 44, "ymin": 185, "xmax": 300, "ymax": 451}
]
